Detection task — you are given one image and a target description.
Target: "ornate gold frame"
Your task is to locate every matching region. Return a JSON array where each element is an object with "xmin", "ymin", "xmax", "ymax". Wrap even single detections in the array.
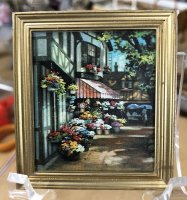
[{"xmin": 13, "ymin": 11, "xmax": 176, "ymax": 189}]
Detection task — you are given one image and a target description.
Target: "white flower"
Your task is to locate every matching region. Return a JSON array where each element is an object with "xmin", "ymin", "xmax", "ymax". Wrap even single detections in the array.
[
  {"xmin": 70, "ymin": 118, "xmax": 85, "ymax": 125},
  {"xmin": 77, "ymin": 144, "xmax": 85, "ymax": 152},
  {"xmin": 104, "ymin": 113, "xmax": 111, "ymax": 118},
  {"xmin": 104, "ymin": 124, "xmax": 112, "ymax": 129},
  {"xmin": 110, "ymin": 115, "xmax": 117, "ymax": 120},
  {"xmin": 88, "ymin": 131, "xmax": 95, "ymax": 136}
]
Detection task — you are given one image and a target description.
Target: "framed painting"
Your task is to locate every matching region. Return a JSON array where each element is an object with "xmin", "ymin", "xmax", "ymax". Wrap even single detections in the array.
[{"xmin": 13, "ymin": 11, "xmax": 176, "ymax": 189}]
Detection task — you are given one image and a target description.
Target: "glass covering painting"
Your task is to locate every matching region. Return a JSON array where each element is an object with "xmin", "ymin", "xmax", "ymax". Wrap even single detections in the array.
[{"xmin": 32, "ymin": 30, "xmax": 156, "ymax": 172}]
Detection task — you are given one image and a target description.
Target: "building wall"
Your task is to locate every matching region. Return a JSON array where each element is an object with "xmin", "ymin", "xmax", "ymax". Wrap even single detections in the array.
[{"xmin": 33, "ymin": 31, "xmax": 76, "ymax": 166}]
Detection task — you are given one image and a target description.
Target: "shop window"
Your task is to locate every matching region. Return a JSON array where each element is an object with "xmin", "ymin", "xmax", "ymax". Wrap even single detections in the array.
[{"xmin": 81, "ymin": 43, "xmax": 100, "ymax": 67}]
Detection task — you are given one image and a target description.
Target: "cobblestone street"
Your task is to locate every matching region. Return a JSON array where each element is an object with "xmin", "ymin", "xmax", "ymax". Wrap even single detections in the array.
[{"xmin": 45, "ymin": 126, "xmax": 154, "ymax": 172}]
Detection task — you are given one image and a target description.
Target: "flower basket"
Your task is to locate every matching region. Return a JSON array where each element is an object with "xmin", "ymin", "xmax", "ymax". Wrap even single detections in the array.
[
  {"xmin": 111, "ymin": 122, "xmax": 121, "ymax": 133},
  {"xmin": 70, "ymin": 90, "xmax": 76, "ymax": 95},
  {"xmin": 41, "ymin": 72, "xmax": 66, "ymax": 95},
  {"xmin": 104, "ymin": 129, "xmax": 110, "ymax": 135},
  {"xmin": 96, "ymin": 129, "xmax": 102, "ymax": 135},
  {"xmin": 67, "ymin": 84, "xmax": 78, "ymax": 95}
]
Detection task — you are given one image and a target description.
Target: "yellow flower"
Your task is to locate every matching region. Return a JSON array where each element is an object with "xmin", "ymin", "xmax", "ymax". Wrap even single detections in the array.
[
  {"xmin": 62, "ymin": 143, "xmax": 69, "ymax": 148},
  {"xmin": 70, "ymin": 141, "xmax": 78, "ymax": 149}
]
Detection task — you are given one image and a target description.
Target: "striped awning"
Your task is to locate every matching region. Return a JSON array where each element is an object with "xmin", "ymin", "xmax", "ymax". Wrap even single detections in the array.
[{"xmin": 76, "ymin": 78, "xmax": 120, "ymax": 99}]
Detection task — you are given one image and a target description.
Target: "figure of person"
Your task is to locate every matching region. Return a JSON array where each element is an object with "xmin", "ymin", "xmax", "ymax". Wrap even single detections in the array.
[
  {"xmin": 114, "ymin": 62, "xmax": 118, "ymax": 72},
  {"xmin": 142, "ymin": 106, "xmax": 148, "ymax": 126}
]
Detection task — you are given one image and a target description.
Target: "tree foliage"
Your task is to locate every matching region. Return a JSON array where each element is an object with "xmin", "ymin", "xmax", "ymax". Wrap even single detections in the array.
[{"xmin": 97, "ymin": 30, "xmax": 156, "ymax": 97}]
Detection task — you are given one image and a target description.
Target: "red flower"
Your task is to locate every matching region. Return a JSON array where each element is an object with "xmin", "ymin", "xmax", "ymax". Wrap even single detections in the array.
[{"xmin": 86, "ymin": 64, "xmax": 93, "ymax": 70}]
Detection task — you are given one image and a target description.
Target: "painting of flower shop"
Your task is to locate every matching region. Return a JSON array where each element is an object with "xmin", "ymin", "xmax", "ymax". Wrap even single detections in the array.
[{"xmin": 32, "ymin": 30, "xmax": 156, "ymax": 172}]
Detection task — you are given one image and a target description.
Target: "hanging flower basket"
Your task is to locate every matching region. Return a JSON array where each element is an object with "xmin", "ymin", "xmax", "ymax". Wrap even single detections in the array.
[
  {"xmin": 67, "ymin": 84, "xmax": 78, "ymax": 95},
  {"xmin": 41, "ymin": 72, "xmax": 66, "ymax": 95},
  {"xmin": 70, "ymin": 90, "xmax": 76, "ymax": 95}
]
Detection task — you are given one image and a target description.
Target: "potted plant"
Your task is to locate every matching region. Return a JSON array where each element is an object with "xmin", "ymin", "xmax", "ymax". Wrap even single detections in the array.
[
  {"xmin": 80, "ymin": 111, "xmax": 93, "ymax": 123},
  {"xmin": 96, "ymin": 127, "xmax": 102, "ymax": 135},
  {"xmin": 47, "ymin": 131, "xmax": 63, "ymax": 143},
  {"xmin": 117, "ymin": 118, "xmax": 127, "ymax": 125},
  {"xmin": 86, "ymin": 123, "xmax": 96, "ymax": 131},
  {"xmin": 41, "ymin": 72, "xmax": 66, "ymax": 95},
  {"xmin": 116, "ymin": 101, "xmax": 124, "ymax": 110},
  {"xmin": 67, "ymin": 84, "xmax": 78, "ymax": 95},
  {"xmin": 94, "ymin": 119, "xmax": 104, "ymax": 135},
  {"xmin": 103, "ymin": 124, "xmax": 112, "ymax": 135},
  {"xmin": 47, "ymin": 131, "xmax": 63, "ymax": 151},
  {"xmin": 102, "ymin": 101, "xmax": 110, "ymax": 110},
  {"xmin": 85, "ymin": 64, "xmax": 93, "ymax": 72},
  {"xmin": 111, "ymin": 121, "xmax": 121, "ymax": 133},
  {"xmin": 59, "ymin": 139, "xmax": 85, "ymax": 161}
]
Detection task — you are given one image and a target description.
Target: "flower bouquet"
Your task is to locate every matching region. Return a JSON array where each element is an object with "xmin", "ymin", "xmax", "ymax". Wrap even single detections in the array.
[
  {"xmin": 110, "ymin": 115, "xmax": 118, "ymax": 122},
  {"xmin": 116, "ymin": 101, "xmax": 124, "ymax": 110},
  {"xmin": 117, "ymin": 118, "xmax": 127, "ymax": 125},
  {"xmin": 80, "ymin": 111, "xmax": 93, "ymax": 122},
  {"xmin": 86, "ymin": 123, "xmax": 96, "ymax": 131},
  {"xmin": 76, "ymin": 127, "xmax": 95, "ymax": 140},
  {"xmin": 67, "ymin": 84, "xmax": 78, "ymax": 95},
  {"xmin": 47, "ymin": 131, "xmax": 63, "ymax": 143},
  {"xmin": 70, "ymin": 118, "xmax": 85, "ymax": 126},
  {"xmin": 111, "ymin": 121, "xmax": 122, "ymax": 133},
  {"xmin": 103, "ymin": 124, "xmax": 112, "ymax": 135},
  {"xmin": 102, "ymin": 101, "xmax": 110, "ymax": 110},
  {"xmin": 59, "ymin": 140, "xmax": 85, "ymax": 161},
  {"xmin": 41, "ymin": 72, "xmax": 66, "ymax": 95},
  {"xmin": 94, "ymin": 119, "xmax": 104, "ymax": 135},
  {"xmin": 85, "ymin": 64, "xmax": 101, "ymax": 74},
  {"xmin": 85, "ymin": 64, "xmax": 93, "ymax": 72}
]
